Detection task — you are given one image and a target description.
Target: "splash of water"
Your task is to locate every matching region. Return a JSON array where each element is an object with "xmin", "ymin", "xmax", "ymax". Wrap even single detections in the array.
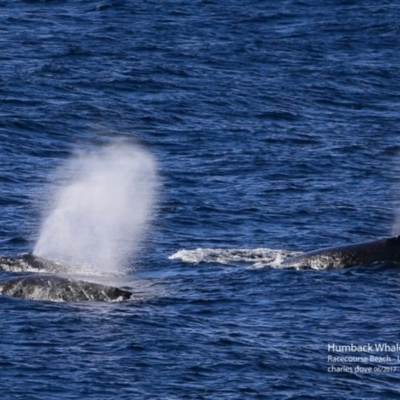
[
  {"xmin": 169, "ymin": 248, "xmax": 302, "ymax": 269},
  {"xmin": 392, "ymin": 212, "xmax": 400, "ymax": 236},
  {"xmin": 34, "ymin": 144, "xmax": 157, "ymax": 275}
]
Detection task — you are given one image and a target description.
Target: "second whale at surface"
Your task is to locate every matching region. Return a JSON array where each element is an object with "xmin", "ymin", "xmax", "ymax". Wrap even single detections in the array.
[{"xmin": 281, "ymin": 236, "xmax": 400, "ymax": 269}]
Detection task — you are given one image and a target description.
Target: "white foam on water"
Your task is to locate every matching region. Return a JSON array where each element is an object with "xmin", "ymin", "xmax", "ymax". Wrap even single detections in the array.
[{"xmin": 169, "ymin": 247, "xmax": 302, "ymax": 269}]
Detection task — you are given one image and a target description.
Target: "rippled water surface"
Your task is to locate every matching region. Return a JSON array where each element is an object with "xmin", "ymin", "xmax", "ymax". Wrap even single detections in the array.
[{"xmin": 1, "ymin": 1, "xmax": 400, "ymax": 399}]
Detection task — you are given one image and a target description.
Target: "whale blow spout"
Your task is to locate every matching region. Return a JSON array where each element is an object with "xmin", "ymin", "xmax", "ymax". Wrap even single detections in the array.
[
  {"xmin": 33, "ymin": 144, "xmax": 157, "ymax": 275},
  {"xmin": 281, "ymin": 236, "xmax": 400, "ymax": 269}
]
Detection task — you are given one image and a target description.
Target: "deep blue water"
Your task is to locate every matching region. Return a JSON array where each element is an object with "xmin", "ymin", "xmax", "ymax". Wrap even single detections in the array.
[{"xmin": 1, "ymin": 0, "xmax": 400, "ymax": 398}]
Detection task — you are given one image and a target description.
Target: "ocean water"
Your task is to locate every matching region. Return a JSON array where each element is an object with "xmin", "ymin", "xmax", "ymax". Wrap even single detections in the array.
[{"xmin": 1, "ymin": 0, "xmax": 400, "ymax": 398}]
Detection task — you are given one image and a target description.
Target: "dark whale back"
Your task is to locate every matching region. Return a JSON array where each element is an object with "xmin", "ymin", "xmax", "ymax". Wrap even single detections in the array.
[
  {"xmin": 0, "ymin": 274, "xmax": 132, "ymax": 302},
  {"xmin": 282, "ymin": 236, "xmax": 400, "ymax": 269},
  {"xmin": 20, "ymin": 253, "xmax": 68, "ymax": 273},
  {"xmin": 0, "ymin": 254, "xmax": 134, "ymax": 302},
  {"xmin": 0, "ymin": 253, "xmax": 69, "ymax": 274}
]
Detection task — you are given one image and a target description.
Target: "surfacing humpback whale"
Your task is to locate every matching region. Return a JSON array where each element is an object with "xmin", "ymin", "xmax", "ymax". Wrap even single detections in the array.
[
  {"xmin": 0, "ymin": 274, "xmax": 132, "ymax": 302},
  {"xmin": 0, "ymin": 254, "xmax": 133, "ymax": 302},
  {"xmin": 282, "ymin": 235, "xmax": 400, "ymax": 269},
  {"xmin": 0, "ymin": 253, "xmax": 68, "ymax": 274}
]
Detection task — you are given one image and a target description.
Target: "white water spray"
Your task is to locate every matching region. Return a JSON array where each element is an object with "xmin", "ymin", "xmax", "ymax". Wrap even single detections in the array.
[{"xmin": 34, "ymin": 144, "xmax": 157, "ymax": 275}]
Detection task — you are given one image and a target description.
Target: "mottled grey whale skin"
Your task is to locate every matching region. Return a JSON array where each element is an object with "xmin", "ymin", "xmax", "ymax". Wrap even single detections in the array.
[
  {"xmin": 282, "ymin": 236, "xmax": 400, "ymax": 269},
  {"xmin": 0, "ymin": 254, "xmax": 133, "ymax": 302},
  {"xmin": 0, "ymin": 253, "xmax": 68, "ymax": 273},
  {"xmin": 0, "ymin": 274, "xmax": 132, "ymax": 302}
]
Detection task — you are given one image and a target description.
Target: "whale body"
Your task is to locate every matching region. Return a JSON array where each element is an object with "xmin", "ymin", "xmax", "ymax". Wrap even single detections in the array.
[
  {"xmin": 0, "ymin": 254, "xmax": 133, "ymax": 302},
  {"xmin": 281, "ymin": 236, "xmax": 400, "ymax": 269},
  {"xmin": 0, "ymin": 253, "xmax": 72, "ymax": 274},
  {"xmin": 0, "ymin": 274, "xmax": 133, "ymax": 302}
]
